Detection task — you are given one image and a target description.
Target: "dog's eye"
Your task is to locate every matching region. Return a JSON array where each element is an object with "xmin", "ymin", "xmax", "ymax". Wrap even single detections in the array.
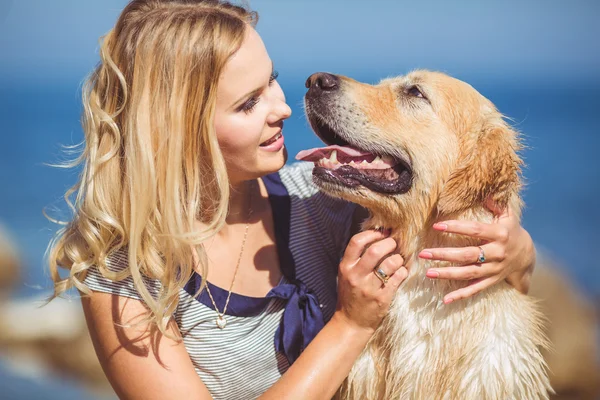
[{"xmin": 406, "ymin": 85, "xmax": 425, "ymax": 99}]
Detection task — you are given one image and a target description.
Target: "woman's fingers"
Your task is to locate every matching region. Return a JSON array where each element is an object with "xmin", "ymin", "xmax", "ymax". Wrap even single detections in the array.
[
  {"xmin": 385, "ymin": 266, "xmax": 409, "ymax": 290},
  {"xmin": 419, "ymin": 203, "xmax": 527, "ymax": 304},
  {"xmin": 432, "ymin": 220, "xmax": 509, "ymax": 243},
  {"xmin": 372, "ymin": 254, "xmax": 405, "ymax": 287},
  {"xmin": 419, "ymin": 243, "xmax": 503, "ymax": 265},
  {"xmin": 443, "ymin": 276, "xmax": 499, "ymax": 304},
  {"xmin": 426, "ymin": 264, "xmax": 501, "ymax": 281},
  {"xmin": 341, "ymin": 230, "xmax": 389, "ymax": 266},
  {"xmin": 357, "ymin": 237, "xmax": 398, "ymax": 273},
  {"xmin": 484, "ymin": 197, "xmax": 509, "ymax": 218},
  {"xmin": 378, "ymin": 254, "xmax": 405, "ymax": 275}
]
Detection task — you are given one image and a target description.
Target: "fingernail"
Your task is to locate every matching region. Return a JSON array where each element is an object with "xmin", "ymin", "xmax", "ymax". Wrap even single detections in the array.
[
  {"xmin": 426, "ymin": 270, "xmax": 439, "ymax": 278},
  {"xmin": 433, "ymin": 223, "xmax": 448, "ymax": 231},
  {"xmin": 419, "ymin": 251, "xmax": 433, "ymax": 259},
  {"xmin": 444, "ymin": 298, "xmax": 454, "ymax": 304}
]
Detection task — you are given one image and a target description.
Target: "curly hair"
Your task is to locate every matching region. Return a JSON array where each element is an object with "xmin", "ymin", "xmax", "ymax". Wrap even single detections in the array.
[{"xmin": 46, "ymin": 0, "xmax": 257, "ymax": 337}]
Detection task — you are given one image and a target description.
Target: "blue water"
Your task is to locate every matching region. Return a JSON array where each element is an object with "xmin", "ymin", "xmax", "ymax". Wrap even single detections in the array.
[{"xmin": 0, "ymin": 75, "xmax": 599, "ymax": 397}]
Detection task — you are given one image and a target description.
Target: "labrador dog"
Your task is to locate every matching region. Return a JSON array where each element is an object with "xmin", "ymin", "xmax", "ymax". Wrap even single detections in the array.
[{"xmin": 297, "ymin": 70, "xmax": 551, "ymax": 399}]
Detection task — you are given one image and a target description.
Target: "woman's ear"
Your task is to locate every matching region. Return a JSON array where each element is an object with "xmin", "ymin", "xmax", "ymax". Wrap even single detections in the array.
[{"xmin": 437, "ymin": 123, "xmax": 523, "ymax": 215}]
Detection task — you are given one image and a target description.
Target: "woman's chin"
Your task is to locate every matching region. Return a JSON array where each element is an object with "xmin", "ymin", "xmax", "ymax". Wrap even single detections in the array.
[
  {"xmin": 260, "ymin": 146, "xmax": 287, "ymax": 173},
  {"xmin": 228, "ymin": 149, "xmax": 287, "ymax": 183}
]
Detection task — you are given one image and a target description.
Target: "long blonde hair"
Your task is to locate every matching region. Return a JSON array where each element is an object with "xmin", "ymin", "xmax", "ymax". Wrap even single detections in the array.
[{"xmin": 46, "ymin": 0, "xmax": 257, "ymax": 335}]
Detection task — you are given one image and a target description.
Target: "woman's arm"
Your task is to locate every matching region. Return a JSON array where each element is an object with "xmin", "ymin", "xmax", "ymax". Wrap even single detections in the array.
[
  {"xmin": 81, "ymin": 292, "xmax": 213, "ymax": 400},
  {"xmin": 260, "ymin": 314, "xmax": 372, "ymax": 400}
]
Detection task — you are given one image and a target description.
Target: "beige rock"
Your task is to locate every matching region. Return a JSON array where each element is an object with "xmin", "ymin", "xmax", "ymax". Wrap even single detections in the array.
[
  {"xmin": 530, "ymin": 253, "xmax": 600, "ymax": 400},
  {"xmin": 0, "ymin": 223, "xmax": 20, "ymax": 296}
]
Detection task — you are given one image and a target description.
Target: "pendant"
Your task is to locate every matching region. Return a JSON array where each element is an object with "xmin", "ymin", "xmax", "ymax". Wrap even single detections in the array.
[{"xmin": 216, "ymin": 315, "xmax": 227, "ymax": 329}]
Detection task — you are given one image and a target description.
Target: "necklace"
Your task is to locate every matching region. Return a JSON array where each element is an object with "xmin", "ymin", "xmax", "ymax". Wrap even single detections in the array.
[{"xmin": 205, "ymin": 181, "xmax": 254, "ymax": 329}]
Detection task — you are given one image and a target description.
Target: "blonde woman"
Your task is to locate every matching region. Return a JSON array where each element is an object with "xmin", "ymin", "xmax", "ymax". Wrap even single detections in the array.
[{"xmin": 47, "ymin": 1, "xmax": 536, "ymax": 399}]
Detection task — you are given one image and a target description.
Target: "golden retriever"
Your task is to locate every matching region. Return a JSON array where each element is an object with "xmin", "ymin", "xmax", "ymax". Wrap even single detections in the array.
[{"xmin": 297, "ymin": 70, "xmax": 551, "ymax": 399}]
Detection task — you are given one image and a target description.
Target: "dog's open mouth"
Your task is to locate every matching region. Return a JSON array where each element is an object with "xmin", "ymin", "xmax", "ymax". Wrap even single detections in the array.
[{"xmin": 296, "ymin": 117, "xmax": 413, "ymax": 194}]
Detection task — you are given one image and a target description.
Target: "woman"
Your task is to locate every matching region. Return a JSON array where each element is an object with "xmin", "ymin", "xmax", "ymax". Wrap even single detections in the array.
[{"xmin": 47, "ymin": 1, "xmax": 535, "ymax": 399}]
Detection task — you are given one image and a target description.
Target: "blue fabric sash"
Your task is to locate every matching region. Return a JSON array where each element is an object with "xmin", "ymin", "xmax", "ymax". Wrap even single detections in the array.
[
  {"xmin": 262, "ymin": 171, "xmax": 326, "ymax": 364},
  {"xmin": 266, "ymin": 279, "xmax": 325, "ymax": 364}
]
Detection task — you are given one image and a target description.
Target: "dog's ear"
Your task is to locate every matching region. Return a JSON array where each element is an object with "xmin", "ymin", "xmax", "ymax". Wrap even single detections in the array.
[{"xmin": 437, "ymin": 123, "xmax": 522, "ymax": 215}]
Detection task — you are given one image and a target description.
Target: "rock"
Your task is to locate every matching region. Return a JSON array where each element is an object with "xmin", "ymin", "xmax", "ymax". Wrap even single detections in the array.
[{"xmin": 530, "ymin": 252, "xmax": 600, "ymax": 400}]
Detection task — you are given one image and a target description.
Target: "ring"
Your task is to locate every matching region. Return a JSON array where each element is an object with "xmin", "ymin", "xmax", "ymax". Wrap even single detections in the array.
[
  {"xmin": 373, "ymin": 267, "xmax": 389, "ymax": 284},
  {"xmin": 477, "ymin": 246, "xmax": 486, "ymax": 264}
]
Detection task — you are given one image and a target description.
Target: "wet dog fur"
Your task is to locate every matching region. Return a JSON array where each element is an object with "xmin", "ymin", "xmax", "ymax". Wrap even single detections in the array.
[{"xmin": 303, "ymin": 70, "xmax": 552, "ymax": 399}]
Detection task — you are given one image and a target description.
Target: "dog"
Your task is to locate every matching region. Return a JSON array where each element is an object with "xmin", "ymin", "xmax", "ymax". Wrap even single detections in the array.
[{"xmin": 297, "ymin": 70, "xmax": 552, "ymax": 399}]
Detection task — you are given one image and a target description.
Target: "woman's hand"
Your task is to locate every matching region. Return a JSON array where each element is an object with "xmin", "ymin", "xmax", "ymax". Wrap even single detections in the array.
[
  {"xmin": 335, "ymin": 230, "xmax": 408, "ymax": 333},
  {"xmin": 418, "ymin": 201, "xmax": 536, "ymax": 304}
]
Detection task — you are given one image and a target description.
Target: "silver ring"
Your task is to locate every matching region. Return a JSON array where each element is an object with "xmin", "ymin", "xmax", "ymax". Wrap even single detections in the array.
[
  {"xmin": 477, "ymin": 246, "xmax": 486, "ymax": 264},
  {"xmin": 373, "ymin": 267, "xmax": 389, "ymax": 284}
]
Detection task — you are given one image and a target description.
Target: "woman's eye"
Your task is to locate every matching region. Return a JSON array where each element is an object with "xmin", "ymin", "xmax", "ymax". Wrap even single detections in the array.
[
  {"xmin": 241, "ymin": 97, "xmax": 260, "ymax": 113},
  {"xmin": 239, "ymin": 71, "xmax": 278, "ymax": 114},
  {"xmin": 406, "ymin": 85, "xmax": 425, "ymax": 99}
]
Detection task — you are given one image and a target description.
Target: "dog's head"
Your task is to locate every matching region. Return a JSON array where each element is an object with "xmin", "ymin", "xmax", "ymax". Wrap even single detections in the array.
[{"xmin": 297, "ymin": 70, "xmax": 522, "ymax": 222}]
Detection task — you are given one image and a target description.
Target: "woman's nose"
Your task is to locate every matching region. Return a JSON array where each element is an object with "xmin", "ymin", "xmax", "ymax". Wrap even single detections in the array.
[
  {"xmin": 278, "ymin": 100, "xmax": 292, "ymax": 120},
  {"xmin": 268, "ymin": 97, "xmax": 292, "ymax": 123}
]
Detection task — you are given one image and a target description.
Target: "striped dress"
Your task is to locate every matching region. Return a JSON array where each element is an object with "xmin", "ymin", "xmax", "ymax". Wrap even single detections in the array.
[{"xmin": 83, "ymin": 162, "xmax": 357, "ymax": 399}]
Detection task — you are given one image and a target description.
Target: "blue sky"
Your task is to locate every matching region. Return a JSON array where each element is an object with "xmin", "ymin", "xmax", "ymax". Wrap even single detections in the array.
[{"xmin": 1, "ymin": 0, "xmax": 598, "ymax": 85}]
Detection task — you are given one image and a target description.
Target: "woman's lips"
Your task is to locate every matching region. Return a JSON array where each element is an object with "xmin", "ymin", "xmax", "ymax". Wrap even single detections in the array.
[{"xmin": 259, "ymin": 131, "xmax": 284, "ymax": 151}]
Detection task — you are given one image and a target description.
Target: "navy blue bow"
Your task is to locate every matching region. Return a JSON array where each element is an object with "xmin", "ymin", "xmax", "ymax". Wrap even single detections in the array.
[{"xmin": 266, "ymin": 279, "xmax": 325, "ymax": 365}]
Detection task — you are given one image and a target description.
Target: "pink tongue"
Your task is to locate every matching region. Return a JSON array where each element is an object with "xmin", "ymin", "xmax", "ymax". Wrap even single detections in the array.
[{"xmin": 295, "ymin": 145, "xmax": 372, "ymax": 162}]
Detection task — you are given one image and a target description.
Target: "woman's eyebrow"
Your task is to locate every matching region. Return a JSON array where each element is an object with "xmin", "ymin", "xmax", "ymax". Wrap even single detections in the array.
[{"xmin": 229, "ymin": 61, "xmax": 274, "ymax": 110}]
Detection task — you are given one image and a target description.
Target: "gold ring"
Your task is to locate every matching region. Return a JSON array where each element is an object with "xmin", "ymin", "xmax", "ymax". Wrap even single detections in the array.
[{"xmin": 373, "ymin": 267, "xmax": 389, "ymax": 284}]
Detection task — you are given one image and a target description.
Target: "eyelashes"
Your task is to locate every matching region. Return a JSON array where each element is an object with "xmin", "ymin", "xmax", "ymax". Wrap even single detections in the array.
[
  {"xmin": 240, "ymin": 97, "xmax": 260, "ymax": 113},
  {"xmin": 240, "ymin": 70, "xmax": 279, "ymax": 114}
]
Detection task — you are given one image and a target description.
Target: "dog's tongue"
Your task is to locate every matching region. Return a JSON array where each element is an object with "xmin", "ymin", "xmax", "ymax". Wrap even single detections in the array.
[{"xmin": 295, "ymin": 145, "xmax": 373, "ymax": 162}]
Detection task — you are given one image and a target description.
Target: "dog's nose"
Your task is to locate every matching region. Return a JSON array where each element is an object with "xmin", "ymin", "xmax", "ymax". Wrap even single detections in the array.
[{"xmin": 305, "ymin": 72, "xmax": 339, "ymax": 93}]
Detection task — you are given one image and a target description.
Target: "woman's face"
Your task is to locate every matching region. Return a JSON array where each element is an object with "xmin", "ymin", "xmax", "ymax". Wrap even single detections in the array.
[{"xmin": 214, "ymin": 26, "xmax": 292, "ymax": 185}]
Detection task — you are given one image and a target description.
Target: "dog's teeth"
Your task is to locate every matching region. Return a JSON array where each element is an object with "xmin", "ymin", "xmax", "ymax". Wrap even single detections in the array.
[
  {"xmin": 330, "ymin": 150, "xmax": 338, "ymax": 163},
  {"xmin": 382, "ymin": 155, "xmax": 394, "ymax": 164},
  {"xmin": 361, "ymin": 160, "xmax": 368, "ymax": 165},
  {"xmin": 349, "ymin": 160, "xmax": 356, "ymax": 165},
  {"xmin": 373, "ymin": 156, "xmax": 382, "ymax": 164}
]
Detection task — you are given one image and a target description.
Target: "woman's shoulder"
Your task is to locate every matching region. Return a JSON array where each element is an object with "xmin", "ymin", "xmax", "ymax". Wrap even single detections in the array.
[
  {"xmin": 276, "ymin": 162, "xmax": 359, "ymax": 215},
  {"xmin": 83, "ymin": 246, "xmax": 162, "ymax": 302},
  {"xmin": 277, "ymin": 162, "xmax": 320, "ymax": 198},
  {"xmin": 277, "ymin": 162, "xmax": 358, "ymax": 252}
]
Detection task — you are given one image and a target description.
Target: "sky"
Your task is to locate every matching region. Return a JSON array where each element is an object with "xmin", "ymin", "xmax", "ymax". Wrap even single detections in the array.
[{"xmin": 0, "ymin": 0, "xmax": 598, "ymax": 85}]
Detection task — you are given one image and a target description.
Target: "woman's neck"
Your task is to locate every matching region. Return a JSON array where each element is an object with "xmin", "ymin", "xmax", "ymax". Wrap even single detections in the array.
[{"xmin": 225, "ymin": 178, "xmax": 262, "ymax": 225}]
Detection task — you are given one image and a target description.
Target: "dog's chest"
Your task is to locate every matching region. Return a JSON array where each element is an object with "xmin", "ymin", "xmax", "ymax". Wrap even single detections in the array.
[{"xmin": 373, "ymin": 273, "xmax": 547, "ymax": 399}]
